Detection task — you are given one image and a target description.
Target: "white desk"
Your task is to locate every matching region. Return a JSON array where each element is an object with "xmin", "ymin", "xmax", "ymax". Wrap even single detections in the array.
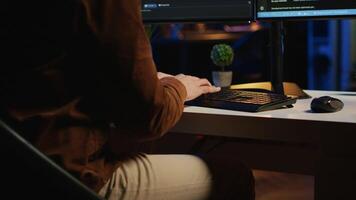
[
  {"xmin": 171, "ymin": 90, "xmax": 356, "ymax": 200},
  {"xmin": 172, "ymin": 90, "xmax": 356, "ymax": 143}
]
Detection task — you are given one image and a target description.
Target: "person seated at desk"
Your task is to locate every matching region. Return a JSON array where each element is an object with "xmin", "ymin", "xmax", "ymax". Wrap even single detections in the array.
[{"xmin": 0, "ymin": 0, "xmax": 255, "ymax": 200}]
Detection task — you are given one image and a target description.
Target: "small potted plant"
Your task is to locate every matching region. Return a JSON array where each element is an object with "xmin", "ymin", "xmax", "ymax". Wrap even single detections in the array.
[{"xmin": 210, "ymin": 44, "xmax": 234, "ymax": 87}]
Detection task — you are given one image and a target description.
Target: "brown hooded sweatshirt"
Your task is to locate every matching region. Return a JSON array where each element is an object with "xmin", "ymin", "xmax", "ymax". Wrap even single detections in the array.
[{"xmin": 0, "ymin": 0, "xmax": 186, "ymax": 192}]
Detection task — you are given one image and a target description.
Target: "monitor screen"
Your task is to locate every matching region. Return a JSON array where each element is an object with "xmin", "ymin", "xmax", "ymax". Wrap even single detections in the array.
[
  {"xmin": 142, "ymin": 0, "xmax": 254, "ymax": 22},
  {"xmin": 257, "ymin": 0, "xmax": 356, "ymax": 19}
]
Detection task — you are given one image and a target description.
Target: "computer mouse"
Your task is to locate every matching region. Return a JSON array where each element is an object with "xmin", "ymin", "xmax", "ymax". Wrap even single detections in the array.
[{"xmin": 310, "ymin": 96, "xmax": 344, "ymax": 113}]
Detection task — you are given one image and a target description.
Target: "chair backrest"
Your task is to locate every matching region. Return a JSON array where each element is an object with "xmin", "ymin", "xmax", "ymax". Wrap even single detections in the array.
[{"xmin": 0, "ymin": 118, "xmax": 102, "ymax": 200}]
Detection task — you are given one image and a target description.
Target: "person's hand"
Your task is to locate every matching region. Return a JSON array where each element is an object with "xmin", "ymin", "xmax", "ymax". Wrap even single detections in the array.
[
  {"xmin": 174, "ymin": 74, "xmax": 221, "ymax": 101},
  {"xmin": 157, "ymin": 72, "xmax": 173, "ymax": 79}
]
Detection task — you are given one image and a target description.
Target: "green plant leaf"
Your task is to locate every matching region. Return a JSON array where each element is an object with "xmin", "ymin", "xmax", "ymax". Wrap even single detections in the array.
[{"xmin": 210, "ymin": 44, "xmax": 234, "ymax": 71}]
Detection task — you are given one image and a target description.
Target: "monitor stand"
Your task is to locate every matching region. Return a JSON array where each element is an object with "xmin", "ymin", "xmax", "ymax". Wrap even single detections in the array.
[
  {"xmin": 270, "ymin": 21, "xmax": 285, "ymax": 95},
  {"xmin": 232, "ymin": 21, "xmax": 311, "ymax": 99}
]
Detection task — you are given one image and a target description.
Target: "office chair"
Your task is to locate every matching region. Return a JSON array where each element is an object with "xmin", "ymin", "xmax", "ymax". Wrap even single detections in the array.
[{"xmin": 0, "ymin": 117, "xmax": 102, "ymax": 199}]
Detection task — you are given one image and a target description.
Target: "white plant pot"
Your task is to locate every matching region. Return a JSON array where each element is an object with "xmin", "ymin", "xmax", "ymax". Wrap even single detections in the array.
[{"xmin": 212, "ymin": 71, "xmax": 233, "ymax": 87}]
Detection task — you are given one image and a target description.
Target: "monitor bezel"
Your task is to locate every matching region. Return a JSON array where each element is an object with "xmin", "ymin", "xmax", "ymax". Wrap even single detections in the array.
[{"xmin": 143, "ymin": 18, "xmax": 254, "ymax": 24}]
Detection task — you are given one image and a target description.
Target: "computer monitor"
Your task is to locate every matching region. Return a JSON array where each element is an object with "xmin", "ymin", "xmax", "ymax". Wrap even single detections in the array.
[
  {"xmin": 141, "ymin": 0, "xmax": 356, "ymax": 96},
  {"xmin": 257, "ymin": 0, "xmax": 356, "ymax": 19},
  {"xmin": 256, "ymin": 0, "xmax": 356, "ymax": 94},
  {"xmin": 141, "ymin": 0, "xmax": 254, "ymax": 22}
]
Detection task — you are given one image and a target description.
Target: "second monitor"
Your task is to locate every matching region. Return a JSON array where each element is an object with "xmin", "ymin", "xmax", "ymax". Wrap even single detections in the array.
[{"xmin": 257, "ymin": 0, "xmax": 356, "ymax": 19}]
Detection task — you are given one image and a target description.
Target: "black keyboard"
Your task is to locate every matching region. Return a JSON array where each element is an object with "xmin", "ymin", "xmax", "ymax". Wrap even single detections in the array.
[{"xmin": 186, "ymin": 89, "xmax": 297, "ymax": 112}]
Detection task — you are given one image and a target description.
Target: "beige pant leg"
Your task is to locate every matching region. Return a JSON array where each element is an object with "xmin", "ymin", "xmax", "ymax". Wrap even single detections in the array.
[{"xmin": 99, "ymin": 154, "xmax": 213, "ymax": 200}]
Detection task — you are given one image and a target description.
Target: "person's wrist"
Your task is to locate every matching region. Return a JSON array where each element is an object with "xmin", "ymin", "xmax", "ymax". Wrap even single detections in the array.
[
  {"xmin": 160, "ymin": 76, "xmax": 188, "ymax": 101},
  {"xmin": 157, "ymin": 72, "xmax": 173, "ymax": 79}
]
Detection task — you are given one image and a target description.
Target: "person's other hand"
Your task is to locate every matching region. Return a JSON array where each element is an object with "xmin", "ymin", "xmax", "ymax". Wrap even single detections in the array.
[
  {"xmin": 174, "ymin": 74, "xmax": 221, "ymax": 101},
  {"xmin": 157, "ymin": 72, "xmax": 173, "ymax": 79}
]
